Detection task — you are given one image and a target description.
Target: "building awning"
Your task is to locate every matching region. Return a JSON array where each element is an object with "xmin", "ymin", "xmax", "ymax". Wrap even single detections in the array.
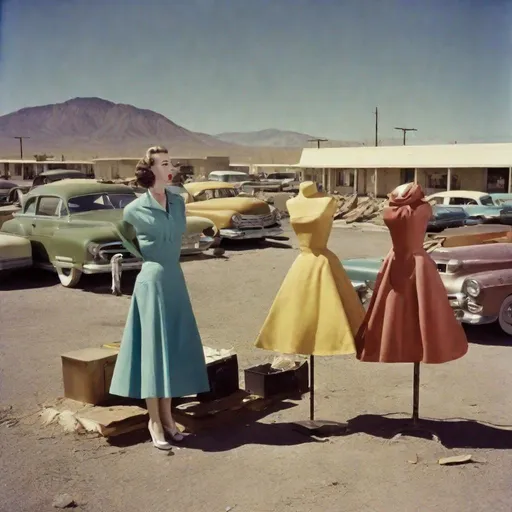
[{"xmin": 298, "ymin": 142, "xmax": 512, "ymax": 169}]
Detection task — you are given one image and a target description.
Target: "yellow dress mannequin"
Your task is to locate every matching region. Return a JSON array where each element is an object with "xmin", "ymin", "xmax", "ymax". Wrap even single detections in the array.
[{"xmin": 255, "ymin": 181, "xmax": 365, "ymax": 356}]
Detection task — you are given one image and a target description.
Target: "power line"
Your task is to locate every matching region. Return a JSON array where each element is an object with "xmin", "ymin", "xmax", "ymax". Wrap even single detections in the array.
[
  {"xmin": 374, "ymin": 107, "xmax": 379, "ymax": 146},
  {"xmin": 13, "ymin": 136, "xmax": 30, "ymax": 159},
  {"xmin": 308, "ymin": 138, "xmax": 328, "ymax": 149},
  {"xmin": 394, "ymin": 127, "xmax": 417, "ymax": 146}
]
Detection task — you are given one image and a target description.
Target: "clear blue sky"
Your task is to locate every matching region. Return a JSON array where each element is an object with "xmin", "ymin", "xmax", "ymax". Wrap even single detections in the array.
[{"xmin": 0, "ymin": 0, "xmax": 511, "ymax": 144}]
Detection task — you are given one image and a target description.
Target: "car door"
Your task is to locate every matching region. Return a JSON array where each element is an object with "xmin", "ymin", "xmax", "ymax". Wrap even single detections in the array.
[{"xmin": 31, "ymin": 195, "xmax": 64, "ymax": 263}]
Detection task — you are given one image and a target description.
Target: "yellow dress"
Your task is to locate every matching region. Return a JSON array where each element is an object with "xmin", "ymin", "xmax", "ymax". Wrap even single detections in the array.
[{"xmin": 255, "ymin": 196, "xmax": 365, "ymax": 356}]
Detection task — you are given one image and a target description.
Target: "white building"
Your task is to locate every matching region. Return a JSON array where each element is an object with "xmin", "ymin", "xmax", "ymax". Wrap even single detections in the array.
[{"xmin": 298, "ymin": 142, "xmax": 512, "ymax": 196}]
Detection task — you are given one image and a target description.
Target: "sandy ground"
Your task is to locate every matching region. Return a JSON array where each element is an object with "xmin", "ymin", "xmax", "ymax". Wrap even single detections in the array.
[{"xmin": 1, "ymin": 221, "xmax": 511, "ymax": 512}]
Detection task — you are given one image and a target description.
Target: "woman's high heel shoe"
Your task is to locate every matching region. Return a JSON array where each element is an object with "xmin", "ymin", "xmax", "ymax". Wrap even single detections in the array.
[
  {"xmin": 163, "ymin": 424, "xmax": 185, "ymax": 443},
  {"xmin": 148, "ymin": 421, "xmax": 173, "ymax": 451}
]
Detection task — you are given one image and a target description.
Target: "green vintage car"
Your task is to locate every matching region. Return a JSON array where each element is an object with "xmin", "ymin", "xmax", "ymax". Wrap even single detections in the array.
[{"xmin": 1, "ymin": 179, "xmax": 217, "ymax": 287}]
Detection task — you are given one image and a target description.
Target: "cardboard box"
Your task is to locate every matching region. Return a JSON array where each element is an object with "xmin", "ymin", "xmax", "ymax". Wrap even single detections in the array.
[{"xmin": 61, "ymin": 347, "xmax": 118, "ymax": 405}]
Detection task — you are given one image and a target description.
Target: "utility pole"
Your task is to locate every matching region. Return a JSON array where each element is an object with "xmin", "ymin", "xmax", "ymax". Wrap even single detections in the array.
[
  {"xmin": 374, "ymin": 107, "xmax": 379, "ymax": 146},
  {"xmin": 308, "ymin": 138, "xmax": 328, "ymax": 148},
  {"xmin": 394, "ymin": 127, "xmax": 417, "ymax": 146},
  {"xmin": 14, "ymin": 136, "xmax": 30, "ymax": 159}
]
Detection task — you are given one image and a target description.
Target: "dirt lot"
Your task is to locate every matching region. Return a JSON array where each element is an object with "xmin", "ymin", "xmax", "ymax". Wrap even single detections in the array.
[{"xmin": 1, "ymin": 221, "xmax": 511, "ymax": 512}]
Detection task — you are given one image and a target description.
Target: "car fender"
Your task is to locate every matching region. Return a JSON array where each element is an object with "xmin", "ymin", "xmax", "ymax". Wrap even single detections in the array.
[
  {"xmin": 465, "ymin": 270, "xmax": 512, "ymax": 313},
  {"xmin": 1, "ymin": 217, "xmax": 31, "ymax": 237},
  {"xmin": 185, "ymin": 216, "xmax": 218, "ymax": 236},
  {"xmin": 185, "ymin": 207, "xmax": 237, "ymax": 229}
]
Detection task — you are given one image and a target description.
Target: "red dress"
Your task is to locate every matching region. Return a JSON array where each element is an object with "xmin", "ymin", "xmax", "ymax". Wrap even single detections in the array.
[{"xmin": 355, "ymin": 184, "xmax": 468, "ymax": 364}]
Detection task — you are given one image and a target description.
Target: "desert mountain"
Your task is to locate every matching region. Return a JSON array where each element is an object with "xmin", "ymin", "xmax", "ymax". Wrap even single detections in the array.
[
  {"xmin": 0, "ymin": 97, "xmax": 234, "ymax": 158},
  {"xmin": 215, "ymin": 128, "xmax": 365, "ymax": 148},
  {"xmin": 215, "ymin": 128, "xmax": 321, "ymax": 147}
]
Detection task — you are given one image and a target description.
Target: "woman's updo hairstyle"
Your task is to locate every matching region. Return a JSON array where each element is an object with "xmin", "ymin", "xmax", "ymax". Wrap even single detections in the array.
[{"xmin": 134, "ymin": 146, "xmax": 169, "ymax": 189}]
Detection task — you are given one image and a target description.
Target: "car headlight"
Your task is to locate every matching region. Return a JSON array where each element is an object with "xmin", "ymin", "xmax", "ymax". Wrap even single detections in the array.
[
  {"xmin": 231, "ymin": 214, "xmax": 242, "ymax": 227},
  {"xmin": 463, "ymin": 279, "xmax": 481, "ymax": 298},
  {"xmin": 446, "ymin": 259, "xmax": 462, "ymax": 273},
  {"xmin": 86, "ymin": 242, "xmax": 101, "ymax": 257}
]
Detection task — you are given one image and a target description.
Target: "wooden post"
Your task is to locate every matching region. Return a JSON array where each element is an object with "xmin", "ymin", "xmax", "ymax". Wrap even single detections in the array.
[
  {"xmin": 373, "ymin": 168, "xmax": 378, "ymax": 196},
  {"xmin": 414, "ymin": 168, "xmax": 418, "ymax": 184},
  {"xmin": 447, "ymin": 168, "xmax": 452, "ymax": 191},
  {"xmin": 353, "ymin": 169, "xmax": 358, "ymax": 194}
]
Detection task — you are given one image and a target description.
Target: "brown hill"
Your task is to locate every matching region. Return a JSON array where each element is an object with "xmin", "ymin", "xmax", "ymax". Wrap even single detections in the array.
[
  {"xmin": 0, "ymin": 97, "xmax": 302, "ymax": 164},
  {"xmin": 0, "ymin": 97, "xmax": 232, "ymax": 153}
]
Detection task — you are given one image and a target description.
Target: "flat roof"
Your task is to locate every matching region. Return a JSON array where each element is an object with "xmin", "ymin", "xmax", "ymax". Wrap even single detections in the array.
[
  {"xmin": 298, "ymin": 142, "xmax": 512, "ymax": 169},
  {"xmin": 0, "ymin": 159, "xmax": 93, "ymax": 164}
]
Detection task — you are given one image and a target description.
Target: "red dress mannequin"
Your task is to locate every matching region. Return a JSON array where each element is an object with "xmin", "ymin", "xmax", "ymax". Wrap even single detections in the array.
[{"xmin": 355, "ymin": 183, "xmax": 468, "ymax": 363}]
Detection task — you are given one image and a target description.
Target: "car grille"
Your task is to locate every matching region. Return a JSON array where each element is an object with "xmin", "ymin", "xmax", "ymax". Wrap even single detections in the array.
[
  {"xmin": 98, "ymin": 242, "xmax": 138, "ymax": 262},
  {"xmin": 239, "ymin": 213, "xmax": 275, "ymax": 229}
]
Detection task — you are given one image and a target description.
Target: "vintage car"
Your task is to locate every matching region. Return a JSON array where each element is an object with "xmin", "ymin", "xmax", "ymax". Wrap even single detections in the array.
[
  {"xmin": 0, "ymin": 233, "xmax": 32, "ymax": 271},
  {"xmin": 181, "ymin": 181, "xmax": 284, "ymax": 240},
  {"xmin": 427, "ymin": 205, "xmax": 479, "ymax": 232},
  {"xmin": 6, "ymin": 169, "xmax": 90, "ymax": 207},
  {"xmin": 490, "ymin": 193, "xmax": 512, "ymax": 206},
  {"xmin": 0, "ymin": 179, "xmax": 19, "ymax": 205},
  {"xmin": 426, "ymin": 190, "xmax": 512, "ymax": 223},
  {"xmin": 341, "ymin": 228, "xmax": 512, "ymax": 335},
  {"xmin": 208, "ymin": 170, "xmax": 258, "ymax": 186},
  {"xmin": 0, "ymin": 180, "xmax": 217, "ymax": 287}
]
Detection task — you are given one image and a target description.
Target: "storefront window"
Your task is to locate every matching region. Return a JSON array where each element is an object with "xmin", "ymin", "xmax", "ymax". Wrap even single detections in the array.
[{"xmin": 426, "ymin": 171, "xmax": 460, "ymax": 190}]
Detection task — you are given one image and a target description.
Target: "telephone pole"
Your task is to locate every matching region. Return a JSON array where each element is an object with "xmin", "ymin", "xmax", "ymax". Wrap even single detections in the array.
[
  {"xmin": 374, "ymin": 107, "xmax": 379, "ymax": 146},
  {"xmin": 308, "ymin": 138, "xmax": 328, "ymax": 148},
  {"xmin": 13, "ymin": 136, "xmax": 30, "ymax": 159},
  {"xmin": 394, "ymin": 127, "xmax": 417, "ymax": 146}
]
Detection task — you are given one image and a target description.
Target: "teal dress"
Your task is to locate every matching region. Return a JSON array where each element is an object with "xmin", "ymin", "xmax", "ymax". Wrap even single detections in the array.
[{"xmin": 110, "ymin": 189, "xmax": 210, "ymax": 399}]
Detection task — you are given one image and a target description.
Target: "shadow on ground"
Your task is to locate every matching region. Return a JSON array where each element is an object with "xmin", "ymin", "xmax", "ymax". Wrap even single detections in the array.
[
  {"xmin": 464, "ymin": 324, "xmax": 512, "ymax": 347},
  {"xmin": 107, "ymin": 399, "xmax": 328, "ymax": 451},
  {"xmin": 346, "ymin": 414, "xmax": 512, "ymax": 449},
  {"xmin": 0, "ymin": 268, "xmax": 59, "ymax": 291},
  {"xmin": 221, "ymin": 238, "xmax": 292, "ymax": 252}
]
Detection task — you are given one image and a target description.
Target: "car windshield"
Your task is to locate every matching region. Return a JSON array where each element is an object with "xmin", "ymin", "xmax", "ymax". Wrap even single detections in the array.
[
  {"xmin": 67, "ymin": 193, "xmax": 136, "ymax": 213},
  {"xmin": 479, "ymin": 195, "xmax": 494, "ymax": 206},
  {"xmin": 194, "ymin": 188, "xmax": 237, "ymax": 201}
]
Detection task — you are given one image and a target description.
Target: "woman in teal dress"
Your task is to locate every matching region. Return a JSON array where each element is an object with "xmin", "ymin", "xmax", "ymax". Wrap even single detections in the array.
[{"xmin": 110, "ymin": 146, "xmax": 209, "ymax": 451}]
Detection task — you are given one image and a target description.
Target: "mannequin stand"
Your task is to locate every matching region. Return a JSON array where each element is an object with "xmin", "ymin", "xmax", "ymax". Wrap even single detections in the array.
[
  {"xmin": 292, "ymin": 355, "xmax": 349, "ymax": 437},
  {"xmin": 391, "ymin": 362, "xmax": 441, "ymax": 443}
]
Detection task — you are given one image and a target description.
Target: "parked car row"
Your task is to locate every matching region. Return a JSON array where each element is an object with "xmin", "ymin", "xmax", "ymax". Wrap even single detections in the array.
[
  {"xmin": 0, "ymin": 177, "xmax": 285, "ymax": 288},
  {"xmin": 342, "ymin": 227, "xmax": 512, "ymax": 335}
]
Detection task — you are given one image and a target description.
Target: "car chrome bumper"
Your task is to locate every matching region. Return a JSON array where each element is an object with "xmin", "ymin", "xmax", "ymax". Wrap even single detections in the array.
[
  {"xmin": 220, "ymin": 225, "xmax": 284, "ymax": 239},
  {"xmin": 0, "ymin": 256, "xmax": 32, "ymax": 271},
  {"xmin": 82, "ymin": 260, "xmax": 143, "ymax": 274},
  {"xmin": 181, "ymin": 236, "xmax": 215, "ymax": 255},
  {"xmin": 447, "ymin": 293, "xmax": 497, "ymax": 324}
]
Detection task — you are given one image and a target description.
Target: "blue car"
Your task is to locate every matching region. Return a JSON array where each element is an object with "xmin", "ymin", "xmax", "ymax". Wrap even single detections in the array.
[{"xmin": 426, "ymin": 190, "xmax": 512, "ymax": 223}]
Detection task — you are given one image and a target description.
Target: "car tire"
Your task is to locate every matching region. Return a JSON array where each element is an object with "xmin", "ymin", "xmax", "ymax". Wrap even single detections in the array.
[
  {"xmin": 56, "ymin": 266, "xmax": 82, "ymax": 288},
  {"xmin": 498, "ymin": 294, "xmax": 512, "ymax": 335}
]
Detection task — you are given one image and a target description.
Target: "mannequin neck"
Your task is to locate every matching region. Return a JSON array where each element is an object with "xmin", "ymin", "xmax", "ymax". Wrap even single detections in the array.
[{"xmin": 298, "ymin": 181, "xmax": 318, "ymax": 198}]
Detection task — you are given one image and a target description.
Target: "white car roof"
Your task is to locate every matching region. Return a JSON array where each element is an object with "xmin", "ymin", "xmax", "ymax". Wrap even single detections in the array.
[
  {"xmin": 426, "ymin": 190, "xmax": 489, "ymax": 200},
  {"xmin": 209, "ymin": 170, "xmax": 248, "ymax": 176}
]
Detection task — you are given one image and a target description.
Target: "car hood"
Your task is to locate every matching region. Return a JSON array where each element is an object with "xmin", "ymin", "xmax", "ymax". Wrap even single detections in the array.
[
  {"xmin": 432, "ymin": 242, "xmax": 512, "ymax": 263},
  {"xmin": 187, "ymin": 197, "xmax": 270, "ymax": 215},
  {"xmin": 341, "ymin": 257, "xmax": 383, "ymax": 283}
]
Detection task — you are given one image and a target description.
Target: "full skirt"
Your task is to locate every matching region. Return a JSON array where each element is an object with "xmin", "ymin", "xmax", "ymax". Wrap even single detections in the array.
[
  {"xmin": 110, "ymin": 262, "xmax": 210, "ymax": 399},
  {"xmin": 255, "ymin": 249, "xmax": 365, "ymax": 356},
  {"xmin": 355, "ymin": 251, "xmax": 468, "ymax": 363}
]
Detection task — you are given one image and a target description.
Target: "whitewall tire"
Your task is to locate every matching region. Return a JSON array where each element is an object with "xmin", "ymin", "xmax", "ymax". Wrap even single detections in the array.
[
  {"xmin": 498, "ymin": 294, "xmax": 512, "ymax": 335},
  {"xmin": 56, "ymin": 266, "xmax": 82, "ymax": 288}
]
